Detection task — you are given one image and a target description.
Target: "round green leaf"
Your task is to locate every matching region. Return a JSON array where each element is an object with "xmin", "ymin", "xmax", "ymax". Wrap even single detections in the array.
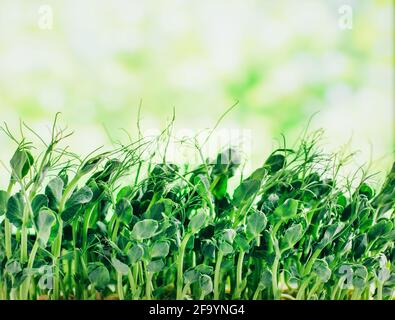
[
  {"xmin": 264, "ymin": 154, "xmax": 286, "ymax": 174},
  {"xmin": 5, "ymin": 260, "xmax": 22, "ymax": 275},
  {"xmin": 131, "ymin": 219, "xmax": 158, "ymax": 240},
  {"xmin": 111, "ymin": 257, "xmax": 129, "ymax": 275},
  {"xmin": 352, "ymin": 265, "xmax": 368, "ymax": 289},
  {"xmin": 188, "ymin": 209, "xmax": 207, "ymax": 233},
  {"xmin": 233, "ymin": 179, "xmax": 260, "ymax": 208},
  {"xmin": 45, "ymin": 177, "xmax": 64, "ymax": 209},
  {"xmin": 184, "ymin": 269, "xmax": 200, "ymax": 284},
  {"xmin": 219, "ymin": 241, "xmax": 233, "ymax": 255},
  {"xmin": 31, "ymin": 194, "xmax": 49, "ymax": 217},
  {"xmin": 246, "ymin": 210, "xmax": 267, "ymax": 238},
  {"xmin": 116, "ymin": 198, "xmax": 133, "ymax": 225},
  {"xmin": 36, "ymin": 209, "xmax": 57, "ymax": 247},
  {"xmin": 6, "ymin": 192, "xmax": 25, "ymax": 228},
  {"xmin": 318, "ymin": 222, "xmax": 345, "ymax": 248},
  {"xmin": 368, "ymin": 220, "xmax": 393, "ymax": 243},
  {"xmin": 312, "ymin": 259, "xmax": 331, "ymax": 283},
  {"xmin": 88, "ymin": 263, "xmax": 110, "ymax": 291},
  {"xmin": 195, "ymin": 264, "xmax": 213, "ymax": 275},
  {"xmin": 259, "ymin": 269, "xmax": 273, "ymax": 288},
  {"xmin": 199, "ymin": 274, "xmax": 213, "ymax": 295},
  {"xmin": 10, "ymin": 148, "xmax": 34, "ymax": 180},
  {"xmin": 150, "ymin": 241, "xmax": 170, "ymax": 259},
  {"xmin": 127, "ymin": 244, "xmax": 145, "ymax": 264},
  {"xmin": 273, "ymin": 199, "xmax": 298, "ymax": 221},
  {"xmin": 147, "ymin": 259, "xmax": 165, "ymax": 273},
  {"xmin": 234, "ymin": 233, "xmax": 250, "ymax": 251},
  {"xmin": 61, "ymin": 204, "xmax": 83, "ymax": 223},
  {"xmin": 65, "ymin": 186, "xmax": 93, "ymax": 209},
  {"xmin": 280, "ymin": 223, "xmax": 304, "ymax": 251}
]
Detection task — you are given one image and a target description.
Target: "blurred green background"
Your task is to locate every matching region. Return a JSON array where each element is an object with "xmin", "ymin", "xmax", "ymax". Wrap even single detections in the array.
[{"xmin": 0, "ymin": 0, "xmax": 393, "ymax": 182}]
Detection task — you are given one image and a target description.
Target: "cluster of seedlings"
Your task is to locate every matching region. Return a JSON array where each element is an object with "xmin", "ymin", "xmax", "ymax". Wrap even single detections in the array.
[{"xmin": 0, "ymin": 116, "xmax": 394, "ymax": 300}]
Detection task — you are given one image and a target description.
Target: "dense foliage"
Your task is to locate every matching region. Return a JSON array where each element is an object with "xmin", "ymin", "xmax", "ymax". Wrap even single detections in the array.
[{"xmin": 0, "ymin": 119, "xmax": 394, "ymax": 300}]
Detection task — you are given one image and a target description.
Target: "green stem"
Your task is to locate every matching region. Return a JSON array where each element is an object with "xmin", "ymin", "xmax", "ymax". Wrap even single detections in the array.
[
  {"xmin": 306, "ymin": 279, "xmax": 321, "ymax": 300},
  {"xmin": 377, "ymin": 281, "xmax": 383, "ymax": 300},
  {"xmin": 20, "ymin": 223, "xmax": 28, "ymax": 263},
  {"xmin": 296, "ymin": 274, "xmax": 313, "ymax": 300},
  {"xmin": 4, "ymin": 219, "xmax": 12, "ymax": 259},
  {"xmin": 330, "ymin": 277, "xmax": 345, "ymax": 300},
  {"xmin": 213, "ymin": 250, "xmax": 224, "ymax": 300},
  {"xmin": 111, "ymin": 219, "xmax": 121, "ymax": 242},
  {"xmin": 271, "ymin": 256, "xmax": 280, "ymax": 300},
  {"xmin": 27, "ymin": 241, "xmax": 39, "ymax": 270},
  {"xmin": 176, "ymin": 233, "xmax": 192, "ymax": 300},
  {"xmin": 117, "ymin": 273, "xmax": 124, "ymax": 300},
  {"xmin": 58, "ymin": 174, "xmax": 81, "ymax": 213},
  {"xmin": 303, "ymin": 249, "xmax": 322, "ymax": 276},
  {"xmin": 362, "ymin": 287, "xmax": 370, "ymax": 300},
  {"xmin": 234, "ymin": 251, "xmax": 245, "ymax": 299},
  {"xmin": 253, "ymin": 286, "xmax": 262, "ymax": 300},
  {"xmin": 21, "ymin": 240, "xmax": 40, "ymax": 299},
  {"xmin": 4, "ymin": 182, "xmax": 14, "ymax": 259},
  {"xmin": 270, "ymin": 233, "xmax": 281, "ymax": 300},
  {"xmin": 52, "ymin": 174, "xmax": 81, "ymax": 300},
  {"xmin": 182, "ymin": 283, "xmax": 190, "ymax": 298},
  {"xmin": 133, "ymin": 264, "xmax": 139, "ymax": 291},
  {"xmin": 351, "ymin": 288, "xmax": 361, "ymax": 300},
  {"xmin": 281, "ymin": 293, "xmax": 296, "ymax": 300},
  {"xmin": 127, "ymin": 269, "xmax": 136, "ymax": 299},
  {"xmin": 20, "ymin": 185, "xmax": 33, "ymax": 264},
  {"xmin": 0, "ymin": 279, "xmax": 4, "ymax": 300},
  {"xmin": 145, "ymin": 272, "xmax": 153, "ymax": 300},
  {"xmin": 52, "ymin": 220, "xmax": 63, "ymax": 300},
  {"xmin": 82, "ymin": 205, "xmax": 94, "ymax": 251}
]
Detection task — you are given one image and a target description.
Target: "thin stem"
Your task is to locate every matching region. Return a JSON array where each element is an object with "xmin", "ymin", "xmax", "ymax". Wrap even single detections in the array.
[
  {"xmin": 376, "ymin": 281, "xmax": 383, "ymax": 300},
  {"xmin": 142, "ymin": 261, "xmax": 153, "ymax": 300},
  {"xmin": 252, "ymin": 286, "xmax": 262, "ymax": 300},
  {"xmin": 281, "ymin": 293, "xmax": 296, "ymax": 300},
  {"xmin": 270, "ymin": 233, "xmax": 281, "ymax": 300},
  {"xmin": 176, "ymin": 233, "xmax": 192, "ymax": 300},
  {"xmin": 351, "ymin": 288, "xmax": 361, "ymax": 300},
  {"xmin": 271, "ymin": 255, "xmax": 280, "ymax": 300},
  {"xmin": 20, "ymin": 184, "xmax": 34, "ymax": 264},
  {"xmin": 52, "ymin": 220, "xmax": 63, "ymax": 300},
  {"xmin": 4, "ymin": 219, "xmax": 12, "ymax": 259},
  {"xmin": 182, "ymin": 283, "xmax": 190, "ymax": 298},
  {"xmin": 127, "ymin": 269, "xmax": 136, "ymax": 299},
  {"xmin": 234, "ymin": 251, "xmax": 245, "ymax": 299},
  {"xmin": 330, "ymin": 277, "xmax": 345, "ymax": 300},
  {"xmin": 117, "ymin": 273, "xmax": 124, "ymax": 300},
  {"xmin": 4, "ymin": 182, "xmax": 14, "ymax": 259},
  {"xmin": 303, "ymin": 249, "xmax": 322, "ymax": 276},
  {"xmin": 20, "ymin": 223, "xmax": 28, "ymax": 263},
  {"xmin": 111, "ymin": 219, "xmax": 121, "ymax": 242},
  {"xmin": 58, "ymin": 174, "xmax": 81, "ymax": 213},
  {"xmin": 296, "ymin": 274, "xmax": 313, "ymax": 300},
  {"xmin": 306, "ymin": 279, "xmax": 321, "ymax": 300},
  {"xmin": 21, "ymin": 240, "xmax": 40, "ymax": 299},
  {"xmin": 52, "ymin": 173, "xmax": 81, "ymax": 300},
  {"xmin": 213, "ymin": 250, "xmax": 224, "ymax": 300},
  {"xmin": 145, "ymin": 272, "xmax": 153, "ymax": 300}
]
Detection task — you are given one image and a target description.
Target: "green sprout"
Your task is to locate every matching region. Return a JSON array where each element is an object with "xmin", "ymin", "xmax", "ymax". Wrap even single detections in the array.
[{"xmin": 0, "ymin": 116, "xmax": 394, "ymax": 300}]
